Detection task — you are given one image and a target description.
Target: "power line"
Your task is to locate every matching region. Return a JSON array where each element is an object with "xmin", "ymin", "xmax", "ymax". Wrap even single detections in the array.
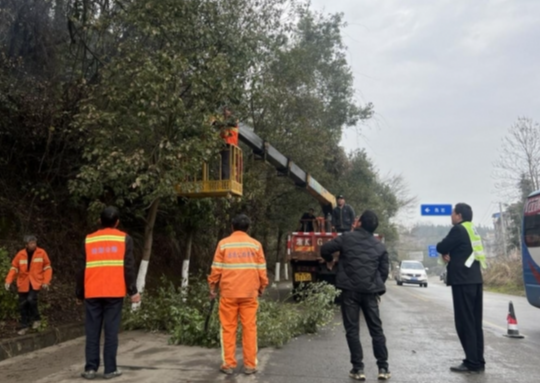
[{"xmin": 479, "ymin": 201, "xmax": 496, "ymax": 227}]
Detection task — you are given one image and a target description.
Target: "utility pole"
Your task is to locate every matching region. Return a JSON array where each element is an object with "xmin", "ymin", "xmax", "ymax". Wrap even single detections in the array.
[
  {"xmin": 517, "ymin": 225, "xmax": 522, "ymax": 253},
  {"xmin": 499, "ymin": 202, "xmax": 508, "ymax": 258}
]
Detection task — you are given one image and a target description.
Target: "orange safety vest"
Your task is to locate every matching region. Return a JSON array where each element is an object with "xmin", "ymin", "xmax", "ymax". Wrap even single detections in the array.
[
  {"xmin": 5, "ymin": 247, "xmax": 53, "ymax": 292},
  {"xmin": 84, "ymin": 228, "xmax": 127, "ymax": 298},
  {"xmin": 208, "ymin": 231, "xmax": 269, "ymax": 298},
  {"xmin": 221, "ymin": 126, "xmax": 239, "ymax": 146}
]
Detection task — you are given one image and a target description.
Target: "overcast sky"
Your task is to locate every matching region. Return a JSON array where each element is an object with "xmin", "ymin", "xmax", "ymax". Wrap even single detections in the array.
[{"xmin": 310, "ymin": 0, "xmax": 540, "ymax": 227}]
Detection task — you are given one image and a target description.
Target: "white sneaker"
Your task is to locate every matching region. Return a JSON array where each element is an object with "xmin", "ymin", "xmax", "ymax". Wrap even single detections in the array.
[
  {"xmin": 104, "ymin": 370, "xmax": 123, "ymax": 379},
  {"xmin": 17, "ymin": 328, "xmax": 28, "ymax": 336},
  {"xmin": 32, "ymin": 321, "xmax": 41, "ymax": 330}
]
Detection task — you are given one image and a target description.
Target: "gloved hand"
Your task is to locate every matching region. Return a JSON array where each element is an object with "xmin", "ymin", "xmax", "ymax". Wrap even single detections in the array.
[
  {"xmin": 5, "ymin": 283, "xmax": 11, "ymax": 291},
  {"xmin": 42, "ymin": 284, "xmax": 50, "ymax": 291}
]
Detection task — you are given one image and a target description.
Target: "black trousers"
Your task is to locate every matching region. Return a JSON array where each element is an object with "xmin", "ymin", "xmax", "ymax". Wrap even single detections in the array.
[
  {"xmin": 451, "ymin": 284, "xmax": 485, "ymax": 370},
  {"xmin": 18, "ymin": 286, "xmax": 40, "ymax": 328},
  {"xmin": 341, "ymin": 290, "xmax": 388, "ymax": 370},
  {"xmin": 221, "ymin": 146, "xmax": 230, "ymax": 180},
  {"xmin": 85, "ymin": 298, "xmax": 123, "ymax": 374}
]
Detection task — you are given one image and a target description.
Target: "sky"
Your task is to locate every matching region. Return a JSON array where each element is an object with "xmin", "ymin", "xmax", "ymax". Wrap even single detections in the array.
[{"xmin": 309, "ymin": 0, "xmax": 540, "ymax": 228}]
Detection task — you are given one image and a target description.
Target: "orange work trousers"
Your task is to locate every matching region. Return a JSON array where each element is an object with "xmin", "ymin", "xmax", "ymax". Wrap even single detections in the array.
[{"xmin": 219, "ymin": 297, "xmax": 259, "ymax": 369}]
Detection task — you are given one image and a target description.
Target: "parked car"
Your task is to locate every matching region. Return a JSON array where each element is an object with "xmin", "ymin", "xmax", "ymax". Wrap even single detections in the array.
[{"xmin": 395, "ymin": 260, "xmax": 429, "ymax": 287}]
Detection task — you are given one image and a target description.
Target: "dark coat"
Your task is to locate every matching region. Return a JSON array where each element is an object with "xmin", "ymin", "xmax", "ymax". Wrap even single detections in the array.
[
  {"xmin": 332, "ymin": 204, "xmax": 356, "ymax": 232},
  {"xmin": 436, "ymin": 222, "xmax": 482, "ymax": 285},
  {"xmin": 321, "ymin": 228, "xmax": 389, "ymax": 294}
]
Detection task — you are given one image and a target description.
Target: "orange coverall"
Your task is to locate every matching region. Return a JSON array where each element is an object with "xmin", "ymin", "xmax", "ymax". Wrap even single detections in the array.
[{"xmin": 208, "ymin": 231, "xmax": 268, "ymax": 369}]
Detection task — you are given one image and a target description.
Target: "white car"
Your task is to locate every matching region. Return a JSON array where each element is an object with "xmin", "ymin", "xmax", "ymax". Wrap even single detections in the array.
[{"xmin": 396, "ymin": 260, "xmax": 428, "ymax": 288}]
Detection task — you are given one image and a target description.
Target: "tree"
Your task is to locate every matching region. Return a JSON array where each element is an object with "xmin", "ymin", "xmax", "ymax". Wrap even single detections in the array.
[
  {"xmin": 495, "ymin": 117, "xmax": 540, "ymax": 254},
  {"xmin": 236, "ymin": 7, "xmax": 374, "ymax": 247},
  {"xmin": 69, "ymin": 0, "xmax": 288, "ymax": 304},
  {"xmin": 495, "ymin": 117, "xmax": 540, "ymax": 197},
  {"xmin": 504, "ymin": 174, "xmax": 535, "ymax": 251}
]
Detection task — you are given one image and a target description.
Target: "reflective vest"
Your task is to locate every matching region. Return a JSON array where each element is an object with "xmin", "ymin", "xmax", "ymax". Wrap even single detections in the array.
[
  {"xmin": 5, "ymin": 247, "xmax": 53, "ymax": 292},
  {"xmin": 462, "ymin": 222, "xmax": 487, "ymax": 269},
  {"xmin": 211, "ymin": 114, "xmax": 239, "ymax": 146},
  {"xmin": 84, "ymin": 228, "xmax": 127, "ymax": 298},
  {"xmin": 208, "ymin": 231, "xmax": 269, "ymax": 298},
  {"xmin": 220, "ymin": 126, "xmax": 239, "ymax": 146}
]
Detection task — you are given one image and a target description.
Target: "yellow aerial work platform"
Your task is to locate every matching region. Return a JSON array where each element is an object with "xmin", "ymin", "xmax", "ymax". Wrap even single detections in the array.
[{"xmin": 176, "ymin": 145, "xmax": 243, "ymax": 198}]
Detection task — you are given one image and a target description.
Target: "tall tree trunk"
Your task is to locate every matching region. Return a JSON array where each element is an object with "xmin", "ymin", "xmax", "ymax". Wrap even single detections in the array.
[
  {"xmin": 274, "ymin": 229, "xmax": 283, "ymax": 283},
  {"xmin": 132, "ymin": 198, "xmax": 160, "ymax": 310},
  {"xmin": 181, "ymin": 230, "xmax": 194, "ymax": 289}
]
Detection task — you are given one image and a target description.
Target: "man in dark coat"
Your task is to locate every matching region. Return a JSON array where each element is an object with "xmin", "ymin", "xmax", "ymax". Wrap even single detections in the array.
[
  {"xmin": 332, "ymin": 195, "xmax": 355, "ymax": 233},
  {"xmin": 321, "ymin": 210, "xmax": 390, "ymax": 381},
  {"xmin": 298, "ymin": 208, "xmax": 317, "ymax": 232},
  {"xmin": 437, "ymin": 203, "xmax": 485, "ymax": 373}
]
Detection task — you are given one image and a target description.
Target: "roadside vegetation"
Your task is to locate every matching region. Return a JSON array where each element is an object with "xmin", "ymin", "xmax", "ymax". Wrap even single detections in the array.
[
  {"xmin": 123, "ymin": 279, "xmax": 339, "ymax": 348},
  {"xmin": 483, "ymin": 256, "xmax": 525, "ymax": 296},
  {"xmin": 0, "ymin": 1, "xmax": 413, "ymax": 336}
]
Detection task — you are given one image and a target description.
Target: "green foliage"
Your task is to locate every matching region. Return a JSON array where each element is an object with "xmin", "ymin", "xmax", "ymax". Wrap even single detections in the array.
[
  {"xmin": 0, "ymin": 247, "xmax": 18, "ymax": 321},
  {"xmin": 70, "ymin": 0, "xmax": 287, "ymax": 213},
  {"xmin": 0, "ymin": 0, "xmax": 411, "ymax": 325},
  {"xmin": 123, "ymin": 278, "xmax": 339, "ymax": 349}
]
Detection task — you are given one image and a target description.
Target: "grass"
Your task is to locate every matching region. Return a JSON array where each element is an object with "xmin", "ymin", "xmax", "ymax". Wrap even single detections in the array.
[
  {"xmin": 484, "ymin": 285, "xmax": 526, "ymax": 296},
  {"xmin": 483, "ymin": 256, "xmax": 525, "ymax": 296}
]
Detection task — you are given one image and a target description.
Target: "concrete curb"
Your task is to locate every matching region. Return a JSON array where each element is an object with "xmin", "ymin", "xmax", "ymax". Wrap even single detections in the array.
[{"xmin": 0, "ymin": 322, "xmax": 84, "ymax": 362}]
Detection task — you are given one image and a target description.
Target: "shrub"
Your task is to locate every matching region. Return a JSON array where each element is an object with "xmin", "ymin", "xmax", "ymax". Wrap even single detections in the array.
[
  {"xmin": 483, "ymin": 256, "xmax": 524, "ymax": 294},
  {"xmin": 0, "ymin": 247, "xmax": 18, "ymax": 321}
]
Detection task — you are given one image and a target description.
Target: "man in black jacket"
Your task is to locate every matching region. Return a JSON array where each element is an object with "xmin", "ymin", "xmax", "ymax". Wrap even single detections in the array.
[
  {"xmin": 332, "ymin": 195, "xmax": 356, "ymax": 233},
  {"xmin": 321, "ymin": 210, "xmax": 390, "ymax": 381},
  {"xmin": 437, "ymin": 203, "xmax": 485, "ymax": 373}
]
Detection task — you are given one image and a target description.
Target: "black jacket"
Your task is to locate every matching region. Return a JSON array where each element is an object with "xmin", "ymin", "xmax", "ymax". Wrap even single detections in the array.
[
  {"xmin": 321, "ymin": 228, "xmax": 389, "ymax": 294},
  {"xmin": 76, "ymin": 234, "xmax": 138, "ymax": 300},
  {"xmin": 332, "ymin": 204, "xmax": 356, "ymax": 232},
  {"xmin": 436, "ymin": 222, "xmax": 482, "ymax": 286}
]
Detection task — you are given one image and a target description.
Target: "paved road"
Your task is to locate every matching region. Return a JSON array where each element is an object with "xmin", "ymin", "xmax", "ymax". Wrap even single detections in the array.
[
  {"xmin": 1, "ymin": 278, "xmax": 538, "ymax": 382},
  {"xmin": 257, "ymin": 277, "xmax": 539, "ymax": 383}
]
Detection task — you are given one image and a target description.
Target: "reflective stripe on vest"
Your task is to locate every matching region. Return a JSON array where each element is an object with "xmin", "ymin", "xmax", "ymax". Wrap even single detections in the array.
[
  {"xmin": 86, "ymin": 260, "xmax": 124, "ymax": 268},
  {"xmin": 462, "ymin": 222, "xmax": 487, "ymax": 269},
  {"xmin": 84, "ymin": 229, "xmax": 127, "ymax": 298},
  {"xmin": 211, "ymin": 262, "xmax": 266, "ymax": 270},
  {"xmin": 85, "ymin": 235, "xmax": 126, "ymax": 244}
]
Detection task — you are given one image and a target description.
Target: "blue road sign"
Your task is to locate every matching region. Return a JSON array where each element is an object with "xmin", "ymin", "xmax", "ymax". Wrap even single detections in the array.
[
  {"xmin": 428, "ymin": 245, "xmax": 438, "ymax": 258},
  {"xmin": 420, "ymin": 204, "xmax": 452, "ymax": 216}
]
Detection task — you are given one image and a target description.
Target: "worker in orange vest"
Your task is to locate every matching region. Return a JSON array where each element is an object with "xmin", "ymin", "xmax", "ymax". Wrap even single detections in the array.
[
  {"xmin": 76, "ymin": 206, "xmax": 140, "ymax": 380},
  {"xmin": 4, "ymin": 235, "xmax": 52, "ymax": 335},
  {"xmin": 208, "ymin": 214, "xmax": 268, "ymax": 376},
  {"xmin": 213, "ymin": 106, "xmax": 239, "ymax": 180}
]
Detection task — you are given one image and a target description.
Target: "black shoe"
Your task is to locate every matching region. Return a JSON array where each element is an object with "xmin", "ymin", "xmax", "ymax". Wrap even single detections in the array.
[
  {"xmin": 349, "ymin": 369, "xmax": 366, "ymax": 381},
  {"xmin": 450, "ymin": 364, "xmax": 483, "ymax": 373},
  {"xmin": 378, "ymin": 368, "xmax": 391, "ymax": 380}
]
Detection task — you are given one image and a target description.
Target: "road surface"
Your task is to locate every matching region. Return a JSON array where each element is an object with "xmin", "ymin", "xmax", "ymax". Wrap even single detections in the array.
[{"xmin": 1, "ymin": 277, "xmax": 538, "ymax": 382}]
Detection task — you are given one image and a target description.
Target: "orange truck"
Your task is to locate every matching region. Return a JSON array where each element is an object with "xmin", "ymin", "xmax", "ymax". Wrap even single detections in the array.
[{"xmin": 287, "ymin": 226, "xmax": 384, "ymax": 291}]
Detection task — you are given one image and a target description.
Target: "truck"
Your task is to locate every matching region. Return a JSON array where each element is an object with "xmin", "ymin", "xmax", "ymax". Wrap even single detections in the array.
[
  {"xmin": 287, "ymin": 225, "xmax": 384, "ymax": 291},
  {"xmin": 235, "ymin": 124, "xmax": 385, "ymax": 289}
]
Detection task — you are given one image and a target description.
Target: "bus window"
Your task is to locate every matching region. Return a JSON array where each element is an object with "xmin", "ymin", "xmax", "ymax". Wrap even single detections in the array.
[{"xmin": 524, "ymin": 214, "xmax": 540, "ymax": 247}]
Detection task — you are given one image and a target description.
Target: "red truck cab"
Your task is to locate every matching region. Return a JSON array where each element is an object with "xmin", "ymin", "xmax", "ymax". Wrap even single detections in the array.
[{"xmin": 287, "ymin": 219, "xmax": 383, "ymax": 289}]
